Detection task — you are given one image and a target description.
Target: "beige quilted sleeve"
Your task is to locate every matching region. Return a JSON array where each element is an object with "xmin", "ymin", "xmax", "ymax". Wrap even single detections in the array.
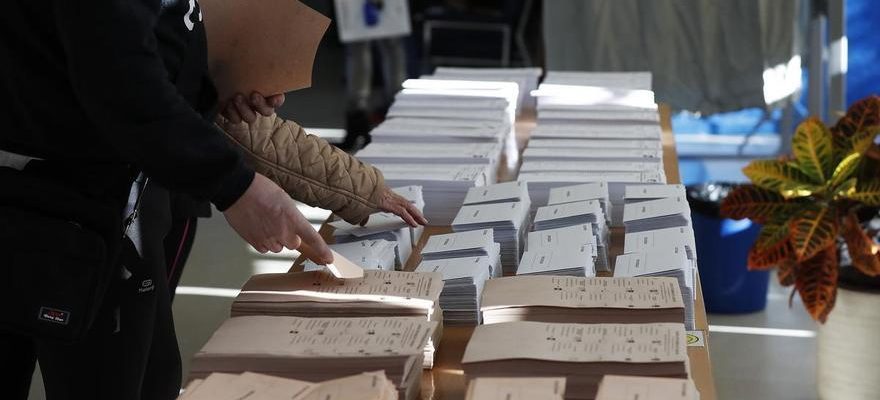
[{"xmin": 217, "ymin": 114, "xmax": 384, "ymax": 224}]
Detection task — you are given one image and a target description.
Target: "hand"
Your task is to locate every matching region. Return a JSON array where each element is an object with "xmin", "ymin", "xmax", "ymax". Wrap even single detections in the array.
[
  {"xmin": 223, "ymin": 173, "xmax": 333, "ymax": 264},
  {"xmin": 221, "ymin": 91, "xmax": 286, "ymax": 124},
  {"xmin": 373, "ymin": 186, "xmax": 429, "ymax": 227}
]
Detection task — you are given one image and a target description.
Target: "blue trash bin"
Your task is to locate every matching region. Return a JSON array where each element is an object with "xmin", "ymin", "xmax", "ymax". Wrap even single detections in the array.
[{"xmin": 688, "ymin": 183, "xmax": 770, "ymax": 313}]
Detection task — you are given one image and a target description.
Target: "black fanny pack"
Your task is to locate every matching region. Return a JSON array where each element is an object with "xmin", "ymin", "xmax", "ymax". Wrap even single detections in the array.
[{"xmin": 0, "ymin": 163, "xmax": 135, "ymax": 343}]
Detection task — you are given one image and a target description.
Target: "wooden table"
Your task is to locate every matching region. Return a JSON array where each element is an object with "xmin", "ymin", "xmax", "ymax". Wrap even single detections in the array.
[{"xmin": 310, "ymin": 104, "xmax": 718, "ymax": 399}]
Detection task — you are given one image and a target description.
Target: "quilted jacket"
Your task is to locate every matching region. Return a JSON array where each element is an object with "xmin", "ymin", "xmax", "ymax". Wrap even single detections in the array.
[{"xmin": 217, "ymin": 114, "xmax": 384, "ymax": 224}]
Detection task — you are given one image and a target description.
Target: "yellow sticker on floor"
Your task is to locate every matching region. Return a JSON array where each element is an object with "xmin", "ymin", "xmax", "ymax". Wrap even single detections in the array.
[{"xmin": 686, "ymin": 330, "xmax": 705, "ymax": 347}]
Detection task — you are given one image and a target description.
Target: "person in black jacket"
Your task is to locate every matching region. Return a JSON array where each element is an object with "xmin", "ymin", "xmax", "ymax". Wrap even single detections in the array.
[{"xmin": 0, "ymin": 1, "xmax": 333, "ymax": 399}]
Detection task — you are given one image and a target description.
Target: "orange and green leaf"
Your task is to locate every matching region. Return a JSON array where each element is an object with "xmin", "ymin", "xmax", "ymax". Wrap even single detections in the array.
[
  {"xmin": 794, "ymin": 246, "xmax": 838, "ymax": 323},
  {"xmin": 846, "ymin": 180, "xmax": 880, "ymax": 206},
  {"xmin": 748, "ymin": 221, "xmax": 793, "ymax": 269},
  {"xmin": 777, "ymin": 259, "xmax": 797, "ymax": 287},
  {"xmin": 841, "ymin": 213, "xmax": 880, "ymax": 277},
  {"xmin": 792, "ymin": 118, "xmax": 833, "ymax": 183},
  {"xmin": 828, "ymin": 152, "xmax": 862, "ymax": 189},
  {"xmin": 789, "ymin": 205, "xmax": 839, "ymax": 261},
  {"xmin": 742, "ymin": 159, "xmax": 817, "ymax": 197},
  {"xmin": 832, "ymin": 95, "xmax": 880, "ymax": 139},
  {"xmin": 720, "ymin": 185, "xmax": 799, "ymax": 224}
]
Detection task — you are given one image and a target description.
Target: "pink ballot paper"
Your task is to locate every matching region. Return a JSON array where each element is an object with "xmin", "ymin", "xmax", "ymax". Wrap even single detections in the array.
[
  {"xmin": 200, "ymin": 0, "xmax": 331, "ymax": 100},
  {"xmin": 324, "ymin": 249, "xmax": 365, "ymax": 279}
]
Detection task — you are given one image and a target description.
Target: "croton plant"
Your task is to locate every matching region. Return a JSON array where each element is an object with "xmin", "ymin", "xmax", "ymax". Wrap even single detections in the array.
[{"xmin": 720, "ymin": 96, "xmax": 880, "ymax": 322}]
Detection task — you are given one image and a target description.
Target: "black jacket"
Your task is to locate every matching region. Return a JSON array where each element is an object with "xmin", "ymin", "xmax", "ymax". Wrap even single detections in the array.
[{"xmin": 0, "ymin": 0, "xmax": 253, "ymax": 210}]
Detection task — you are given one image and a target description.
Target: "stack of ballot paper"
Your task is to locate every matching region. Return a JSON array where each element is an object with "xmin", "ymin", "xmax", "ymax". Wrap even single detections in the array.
[
  {"xmin": 420, "ymin": 229, "xmax": 502, "ymax": 277},
  {"xmin": 480, "ymin": 276, "xmax": 686, "ymax": 325},
  {"xmin": 625, "ymin": 226, "xmax": 697, "ymax": 261},
  {"xmin": 387, "ymin": 78, "xmax": 520, "ymax": 169},
  {"xmin": 615, "ymin": 248, "xmax": 696, "ymax": 330},
  {"xmin": 532, "ymin": 200, "xmax": 609, "ymax": 270},
  {"xmin": 377, "ymin": 163, "xmax": 494, "ymax": 225},
  {"xmin": 523, "ymin": 147, "xmax": 662, "ymax": 163},
  {"xmin": 303, "ymin": 240, "xmax": 398, "ymax": 272},
  {"xmin": 370, "ymin": 117, "xmax": 508, "ymax": 144},
  {"xmin": 330, "ymin": 214, "xmax": 411, "ymax": 268},
  {"xmin": 231, "ymin": 270, "xmax": 444, "ymax": 368},
  {"xmin": 357, "ymin": 142, "xmax": 502, "ymax": 170},
  {"xmin": 625, "ymin": 184, "xmax": 687, "ymax": 204},
  {"xmin": 461, "ymin": 321, "xmax": 689, "ymax": 399},
  {"xmin": 392, "ymin": 185, "xmax": 426, "ymax": 244},
  {"xmin": 518, "ymin": 171, "xmax": 666, "ymax": 218},
  {"xmin": 547, "ymin": 183, "xmax": 612, "ymax": 225},
  {"xmin": 465, "ymin": 377, "xmax": 566, "ymax": 400},
  {"xmin": 415, "ymin": 256, "xmax": 493, "ymax": 325},
  {"xmin": 462, "ymin": 181, "xmax": 530, "ymax": 207},
  {"xmin": 430, "ymin": 67, "xmax": 543, "ymax": 112},
  {"xmin": 528, "ymin": 138, "xmax": 662, "ymax": 150},
  {"xmin": 595, "ymin": 375, "xmax": 700, "ymax": 400},
  {"xmin": 526, "ymin": 224, "xmax": 598, "ymax": 271},
  {"xmin": 516, "ymin": 245, "xmax": 595, "ymax": 277},
  {"xmin": 452, "ymin": 201, "xmax": 529, "ymax": 275},
  {"xmin": 541, "ymin": 71, "xmax": 652, "ymax": 89},
  {"xmin": 179, "ymin": 371, "xmax": 397, "ymax": 400},
  {"xmin": 623, "ymin": 196, "xmax": 691, "ymax": 233},
  {"xmin": 530, "ymin": 124, "xmax": 662, "ymax": 140},
  {"xmin": 190, "ymin": 316, "xmax": 435, "ymax": 400}
]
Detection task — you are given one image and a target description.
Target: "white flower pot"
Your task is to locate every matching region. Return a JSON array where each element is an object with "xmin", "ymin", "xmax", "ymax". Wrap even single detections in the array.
[{"xmin": 818, "ymin": 287, "xmax": 880, "ymax": 400}]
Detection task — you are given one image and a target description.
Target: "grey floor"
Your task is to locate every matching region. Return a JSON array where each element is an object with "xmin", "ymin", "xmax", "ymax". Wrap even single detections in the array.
[{"xmin": 27, "ymin": 31, "xmax": 820, "ymax": 400}]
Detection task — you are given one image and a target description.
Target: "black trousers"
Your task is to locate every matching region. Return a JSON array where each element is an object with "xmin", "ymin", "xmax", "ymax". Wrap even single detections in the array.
[{"xmin": 1, "ymin": 183, "xmax": 182, "ymax": 400}]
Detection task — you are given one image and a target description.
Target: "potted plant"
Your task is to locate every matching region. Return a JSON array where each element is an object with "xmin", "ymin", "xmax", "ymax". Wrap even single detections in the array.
[{"xmin": 720, "ymin": 96, "xmax": 880, "ymax": 400}]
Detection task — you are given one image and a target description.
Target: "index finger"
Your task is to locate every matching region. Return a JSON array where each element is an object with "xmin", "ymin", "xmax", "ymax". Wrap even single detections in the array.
[{"xmin": 295, "ymin": 222, "xmax": 333, "ymax": 264}]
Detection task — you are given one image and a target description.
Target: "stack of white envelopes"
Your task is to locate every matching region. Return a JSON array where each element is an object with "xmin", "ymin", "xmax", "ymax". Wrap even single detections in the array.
[
  {"xmin": 377, "ymin": 163, "xmax": 494, "ymax": 225},
  {"xmin": 454, "ymin": 182, "xmax": 531, "ymax": 275},
  {"xmin": 532, "ymin": 200, "xmax": 609, "ymax": 270},
  {"xmin": 419, "ymin": 229, "xmax": 502, "ymax": 277},
  {"xmin": 415, "ymin": 255, "xmax": 493, "ymax": 325},
  {"xmin": 303, "ymin": 240, "xmax": 398, "ymax": 272},
  {"xmin": 614, "ymin": 248, "xmax": 696, "ymax": 330}
]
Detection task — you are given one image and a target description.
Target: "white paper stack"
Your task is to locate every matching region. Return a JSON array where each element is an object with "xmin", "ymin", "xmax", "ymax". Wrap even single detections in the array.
[
  {"xmin": 303, "ymin": 240, "xmax": 398, "ymax": 272},
  {"xmin": 532, "ymin": 201, "xmax": 609, "ymax": 270},
  {"xmin": 390, "ymin": 78, "xmax": 520, "ymax": 169},
  {"xmin": 415, "ymin": 256, "xmax": 493, "ymax": 325},
  {"xmin": 625, "ymin": 184, "xmax": 687, "ymax": 204},
  {"xmin": 518, "ymin": 171, "xmax": 665, "ymax": 217},
  {"xmin": 430, "ymin": 66, "xmax": 543, "ymax": 112},
  {"xmin": 530, "ymin": 124, "xmax": 662, "ymax": 140},
  {"xmin": 623, "ymin": 196, "xmax": 691, "ymax": 233},
  {"xmin": 463, "ymin": 181, "xmax": 530, "ymax": 207},
  {"xmin": 420, "ymin": 229, "xmax": 502, "ymax": 277},
  {"xmin": 526, "ymin": 224, "xmax": 597, "ymax": 270},
  {"xmin": 614, "ymin": 248, "xmax": 696, "ymax": 330},
  {"xmin": 547, "ymin": 183, "xmax": 611, "ymax": 225},
  {"xmin": 370, "ymin": 117, "xmax": 508, "ymax": 144},
  {"xmin": 392, "ymin": 185, "xmax": 426, "ymax": 245},
  {"xmin": 377, "ymin": 163, "xmax": 494, "ymax": 225},
  {"xmin": 357, "ymin": 142, "xmax": 502, "ymax": 172},
  {"xmin": 330, "ymin": 214, "xmax": 412, "ymax": 268},
  {"xmin": 541, "ymin": 71, "xmax": 653, "ymax": 89},
  {"xmin": 516, "ymin": 245, "xmax": 595, "ymax": 277},
  {"xmin": 624, "ymin": 226, "xmax": 698, "ymax": 262},
  {"xmin": 522, "ymin": 147, "xmax": 662, "ymax": 163},
  {"xmin": 528, "ymin": 138, "xmax": 661, "ymax": 150},
  {"xmin": 452, "ymin": 201, "xmax": 529, "ymax": 276}
]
